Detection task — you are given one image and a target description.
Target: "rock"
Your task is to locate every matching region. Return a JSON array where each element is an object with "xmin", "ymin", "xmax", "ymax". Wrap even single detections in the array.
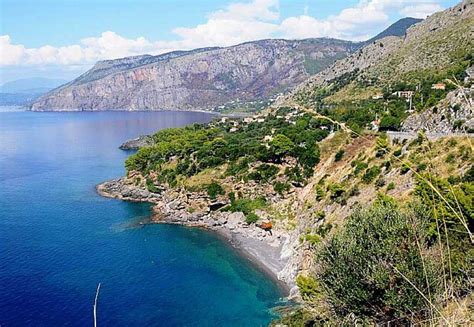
[
  {"xmin": 227, "ymin": 212, "xmax": 245, "ymax": 229},
  {"xmin": 119, "ymin": 135, "xmax": 153, "ymax": 150}
]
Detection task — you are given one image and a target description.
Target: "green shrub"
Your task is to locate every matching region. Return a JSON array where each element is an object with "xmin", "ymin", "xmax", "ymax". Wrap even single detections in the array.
[
  {"xmin": 400, "ymin": 163, "xmax": 410, "ymax": 174},
  {"xmin": 386, "ymin": 182, "xmax": 395, "ymax": 191},
  {"xmin": 303, "ymin": 233, "xmax": 322, "ymax": 245},
  {"xmin": 463, "ymin": 164, "xmax": 474, "ymax": 182},
  {"xmin": 248, "ymin": 164, "xmax": 279, "ymax": 182},
  {"xmin": 417, "ymin": 163, "xmax": 427, "ymax": 172},
  {"xmin": 273, "ymin": 181, "xmax": 291, "ymax": 195},
  {"xmin": 329, "ymin": 183, "xmax": 346, "ymax": 203},
  {"xmin": 353, "ymin": 161, "xmax": 369, "ymax": 175},
  {"xmin": 375, "ymin": 177, "xmax": 386, "ymax": 188},
  {"xmin": 296, "ymin": 275, "xmax": 320, "ymax": 300},
  {"xmin": 334, "ymin": 149, "xmax": 345, "ymax": 162},
  {"xmin": 415, "ymin": 176, "xmax": 473, "ymax": 292},
  {"xmin": 445, "ymin": 153, "xmax": 456, "ymax": 164},
  {"xmin": 245, "ymin": 212, "xmax": 259, "ymax": 224},
  {"xmin": 225, "ymin": 197, "xmax": 267, "ymax": 220},
  {"xmin": 314, "ymin": 210, "xmax": 325, "ymax": 220},
  {"xmin": 315, "ymin": 184, "xmax": 326, "ymax": 201},
  {"xmin": 362, "ymin": 166, "xmax": 381, "ymax": 183},
  {"xmin": 145, "ymin": 177, "xmax": 159, "ymax": 193},
  {"xmin": 315, "ymin": 202, "xmax": 440, "ymax": 323},
  {"xmin": 205, "ymin": 182, "xmax": 224, "ymax": 200}
]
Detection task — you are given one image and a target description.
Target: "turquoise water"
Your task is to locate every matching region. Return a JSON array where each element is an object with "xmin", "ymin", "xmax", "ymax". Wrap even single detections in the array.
[{"xmin": 0, "ymin": 110, "xmax": 284, "ymax": 326}]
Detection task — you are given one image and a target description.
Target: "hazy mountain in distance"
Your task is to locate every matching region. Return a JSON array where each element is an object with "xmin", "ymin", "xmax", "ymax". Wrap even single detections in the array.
[
  {"xmin": 0, "ymin": 77, "xmax": 68, "ymax": 106},
  {"xmin": 364, "ymin": 17, "xmax": 423, "ymax": 45},
  {"xmin": 1, "ymin": 77, "xmax": 68, "ymax": 94}
]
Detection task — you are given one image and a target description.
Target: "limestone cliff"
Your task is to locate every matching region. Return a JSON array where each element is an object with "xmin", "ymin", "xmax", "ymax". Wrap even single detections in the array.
[{"xmin": 31, "ymin": 39, "xmax": 357, "ymax": 111}]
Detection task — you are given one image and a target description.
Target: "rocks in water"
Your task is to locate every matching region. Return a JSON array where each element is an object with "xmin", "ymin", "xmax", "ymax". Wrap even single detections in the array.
[
  {"xmin": 119, "ymin": 135, "xmax": 153, "ymax": 150},
  {"xmin": 96, "ymin": 178, "xmax": 161, "ymax": 202}
]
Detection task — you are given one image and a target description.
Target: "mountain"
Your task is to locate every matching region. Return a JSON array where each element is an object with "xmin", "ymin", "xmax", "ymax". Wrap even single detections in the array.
[
  {"xmin": 364, "ymin": 17, "xmax": 422, "ymax": 44},
  {"xmin": 289, "ymin": 0, "xmax": 473, "ymax": 106},
  {"xmin": 30, "ymin": 38, "xmax": 358, "ymax": 111},
  {"xmin": 30, "ymin": 13, "xmax": 422, "ymax": 112},
  {"xmin": 0, "ymin": 77, "xmax": 68, "ymax": 106},
  {"xmin": 0, "ymin": 77, "xmax": 67, "ymax": 94}
]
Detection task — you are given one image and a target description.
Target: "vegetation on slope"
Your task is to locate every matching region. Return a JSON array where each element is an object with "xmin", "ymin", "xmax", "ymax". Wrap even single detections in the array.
[{"xmin": 126, "ymin": 107, "xmax": 333, "ymax": 189}]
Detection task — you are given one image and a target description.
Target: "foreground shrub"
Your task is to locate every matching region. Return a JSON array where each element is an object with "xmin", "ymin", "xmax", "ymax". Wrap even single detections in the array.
[
  {"xmin": 205, "ymin": 182, "xmax": 224, "ymax": 200},
  {"xmin": 315, "ymin": 201, "xmax": 440, "ymax": 323}
]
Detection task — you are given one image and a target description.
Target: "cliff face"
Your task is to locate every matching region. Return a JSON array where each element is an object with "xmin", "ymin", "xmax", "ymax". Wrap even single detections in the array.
[{"xmin": 31, "ymin": 39, "xmax": 357, "ymax": 111}]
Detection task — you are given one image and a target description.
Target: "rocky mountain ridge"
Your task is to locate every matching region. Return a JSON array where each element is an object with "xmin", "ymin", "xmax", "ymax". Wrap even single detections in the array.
[
  {"xmin": 31, "ymin": 38, "xmax": 357, "ymax": 111},
  {"xmin": 30, "ymin": 16, "xmax": 422, "ymax": 112}
]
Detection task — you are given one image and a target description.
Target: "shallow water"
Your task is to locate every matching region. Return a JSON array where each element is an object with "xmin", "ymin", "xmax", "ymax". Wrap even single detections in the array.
[{"xmin": 0, "ymin": 109, "xmax": 284, "ymax": 326}]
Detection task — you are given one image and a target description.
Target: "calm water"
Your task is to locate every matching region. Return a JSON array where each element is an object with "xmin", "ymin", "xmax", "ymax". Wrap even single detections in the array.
[{"xmin": 0, "ymin": 110, "xmax": 283, "ymax": 326}]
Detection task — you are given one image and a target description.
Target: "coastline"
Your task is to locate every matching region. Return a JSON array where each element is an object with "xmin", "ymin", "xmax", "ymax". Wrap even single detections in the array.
[{"xmin": 96, "ymin": 178, "xmax": 296, "ymax": 296}]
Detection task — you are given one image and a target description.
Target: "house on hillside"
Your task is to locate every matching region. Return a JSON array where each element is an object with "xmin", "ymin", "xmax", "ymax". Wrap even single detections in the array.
[
  {"xmin": 431, "ymin": 83, "xmax": 446, "ymax": 90},
  {"xmin": 243, "ymin": 117, "xmax": 254, "ymax": 123},
  {"xmin": 372, "ymin": 93, "xmax": 384, "ymax": 100},
  {"xmin": 393, "ymin": 91, "xmax": 414, "ymax": 99},
  {"xmin": 370, "ymin": 119, "xmax": 380, "ymax": 131}
]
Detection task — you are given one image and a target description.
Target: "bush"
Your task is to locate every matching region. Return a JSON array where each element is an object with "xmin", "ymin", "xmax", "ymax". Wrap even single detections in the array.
[
  {"xmin": 362, "ymin": 166, "xmax": 381, "ymax": 183},
  {"xmin": 248, "ymin": 164, "xmax": 279, "ymax": 183},
  {"xmin": 386, "ymin": 182, "xmax": 395, "ymax": 191},
  {"xmin": 400, "ymin": 163, "xmax": 410, "ymax": 174},
  {"xmin": 417, "ymin": 162, "xmax": 427, "ymax": 172},
  {"xmin": 315, "ymin": 202, "xmax": 440, "ymax": 323},
  {"xmin": 353, "ymin": 161, "xmax": 369, "ymax": 175},
  {"xmin": 225, "ymin": 197, "xmax": 267, "ymax": 217},
  {"xmin": 329, "ymin": 183, "xmax": 346, "ymax": 204},
  {"xmin": 335, "ymin": 149, "xmax": 345, "ymax": 162},
  {"xmin": 146, "ymin": 178, "xmax": 159, "ymax": 193},
  {"xmin": 245, "ymin": 212, "xmax": 259, "ymax": 224},
  {"xmin": 445, "ymin": 153, "xmax": 456, "ymax": 164},
  {"xmin": 296, "ymin": 275, "xmax": 320, "ymax": 300},
  {"xmin": 273, "ymin": 181, "xmax": 291, "ymax": 195},
  {"xmin": 205, "ymin": 182, "xmax": 224, "ymax": 200},
  {"xmin": 375, "ymin": 177, "xmax": 386, "ymax": 188},
  {"xmin": 315, "ymin": 184, "xmax": 326, "ymax": 201}
]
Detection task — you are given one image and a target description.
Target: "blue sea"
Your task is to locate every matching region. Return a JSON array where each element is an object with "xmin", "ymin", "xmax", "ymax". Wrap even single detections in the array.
[{"xmin": 0, "ymin": 109, "xmax": 284, "ymax": 326}]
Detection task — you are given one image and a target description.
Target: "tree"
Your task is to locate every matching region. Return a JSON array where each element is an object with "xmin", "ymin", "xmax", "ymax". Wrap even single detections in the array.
[{"xmin": 270, "ymin": 134, "xmax": 294, "ymax": 158}]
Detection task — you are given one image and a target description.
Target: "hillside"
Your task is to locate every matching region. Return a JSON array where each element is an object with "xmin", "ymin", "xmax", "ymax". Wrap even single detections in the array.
[
  {"xmin": 291, "ymin": 1, "xmax": 473, "ymax": 98},
  {"xmin": 30, "ymin": 39, "xmax": 357, "ymax": 112}
]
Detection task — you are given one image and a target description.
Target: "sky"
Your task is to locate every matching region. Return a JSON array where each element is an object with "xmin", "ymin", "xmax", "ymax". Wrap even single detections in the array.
[{"xmin": 0, "ymin": 0, "xmax": 459, "ymax": 84}]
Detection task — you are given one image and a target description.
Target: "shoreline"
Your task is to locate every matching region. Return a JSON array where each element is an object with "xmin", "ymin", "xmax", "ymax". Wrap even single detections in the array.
[{"xmin": 96, "ymin": 178, "xmax": 296, "ymax": 296}]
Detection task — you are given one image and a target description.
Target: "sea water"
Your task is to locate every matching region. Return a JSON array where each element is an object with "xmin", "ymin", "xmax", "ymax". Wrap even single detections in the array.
[{"xmin": 0, "ymin": 109, "xmax": 283, "ymax": 326}]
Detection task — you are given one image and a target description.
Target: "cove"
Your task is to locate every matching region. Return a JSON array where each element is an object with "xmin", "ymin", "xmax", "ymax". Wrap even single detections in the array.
[{"xmin": 0, "ymin": 110, "xmax": 284, "ymax": 326}]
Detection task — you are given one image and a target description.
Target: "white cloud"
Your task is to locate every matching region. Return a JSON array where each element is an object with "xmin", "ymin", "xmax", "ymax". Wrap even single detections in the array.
[
  {"xmin": 0, "ymin": 35, "xmax": 25, "ymax": 65},
  {"xmin": 399, "ymin": 3, "xmax": 443, "ymax": 18},
  {"xmin": 209, "ymin": 0, "xmax": 279, "ymax": 21},
  {"xmin": 0, "ymin": 0, "xmax": 447, "ymax": 68}
]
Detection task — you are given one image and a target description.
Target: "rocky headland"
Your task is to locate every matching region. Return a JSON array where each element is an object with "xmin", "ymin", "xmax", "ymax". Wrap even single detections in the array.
[{"xmin": 119, "ymin": 135, "xmax": 154, "ymax": 150}]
